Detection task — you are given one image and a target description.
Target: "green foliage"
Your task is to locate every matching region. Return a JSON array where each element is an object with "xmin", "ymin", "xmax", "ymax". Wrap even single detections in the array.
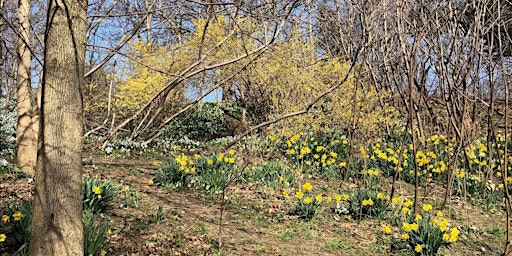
[
  {"xmin": 0, "ymin": 201, "xmax": 111, "ymax": 256},
  {"xmin": 161, "ymin": 102, "xmax": 236, "ymax": 142},
  {"xmin": 0, "ymin": 201, "xmax": 32, "ymax": 254},
  {"xmin": 83, "ymin": 178, "xmax": 117, "ymax": 214},
  {"xmin": 148, "ymin": 206, "xmax": 164, "ymax": 224},
  {"xmin": 195, "ymin": 152, "xmax": 237, "ymax": 195},
  {"xmin": 276, "ymin": 132, "xmax": 350, "ymax": 179},
  {"xmin": 122, "ymin": 187, "xmax": 141, "ymax": 208},
  {"xmin": 83, "ymin": 209, "xmax": 109, "ymax": 256},
  {"xmin": 345, "ymin": 189, "xmax": 390, "ymax": 220},
  {"xmin": 398, "ymin": 207, "xmax": 459, "ymax": 256},
  {"xmin": 292, "ymin": 182, "xmax": 323, "ymax": 221},
  {"xmin": 242, "ymin": 160, "xmax": 297, "ymax": 189},
  {"xmin": 154, "ymin": 154, "xmax": 196, "ymax": 188}
]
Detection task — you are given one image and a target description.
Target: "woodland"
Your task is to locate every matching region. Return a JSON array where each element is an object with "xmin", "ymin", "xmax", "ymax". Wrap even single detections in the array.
[{"xmin": 0, "ymin": 0, "xmax": 512, "ymax": 255}]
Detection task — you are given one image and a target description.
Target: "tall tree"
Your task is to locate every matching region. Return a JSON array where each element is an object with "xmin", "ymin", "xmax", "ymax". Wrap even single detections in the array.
[
  {"xmin": 28, "ymin": 0, "xmax": 87, "ymax": 254},
  {"xmin": 16, "ymin": 0, "xmax": 38, "ymax": 175}
]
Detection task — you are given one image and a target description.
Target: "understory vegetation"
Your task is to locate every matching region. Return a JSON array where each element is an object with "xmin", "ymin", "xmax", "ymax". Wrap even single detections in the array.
[
  {"xmin": 1, "ymin": 0, "xmax": 512, "ymax": 255},
  {"xmin": 1, "ymin": 111, "xmax": 510, "ymax": 255}
]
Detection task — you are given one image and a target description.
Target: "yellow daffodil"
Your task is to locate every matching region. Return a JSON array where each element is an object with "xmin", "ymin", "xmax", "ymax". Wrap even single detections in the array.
[
  {"xmin": 302, "ymin": 182, "xmax": 313, "ymax": 192},
  {"xmin": 403, "ymin": 223, "xmax": 411, "ymax": 232},
  {"xmin": 12, "ymin": 212, "xmax": 23, "ymax": 221},
  {"xmin": 382, "ymin": 225, "xmax": 392, "ymax": 234},
  {"xmin": 449, "ymin": 227, "xmax": 459, "ymax": 242},
  {"xmin": 422, "ymin": 204, "xmax": 433, "ymax": 211},
  {"xmin": 391, "ymin": 197, "xmax": 401, "ymax": 204},
  {"xmin": 362, "ymin": 198, "xmax": 374, "ymax": 206}
]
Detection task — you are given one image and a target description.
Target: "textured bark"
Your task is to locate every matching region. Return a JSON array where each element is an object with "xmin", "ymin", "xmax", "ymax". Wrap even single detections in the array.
[
  {"xmin": 16, "ymin": 0, "xmax": 38, "ymax": 175},
  {"xmin": 28, "ymin": 0, "xmax": 87, "ymax": 255}
]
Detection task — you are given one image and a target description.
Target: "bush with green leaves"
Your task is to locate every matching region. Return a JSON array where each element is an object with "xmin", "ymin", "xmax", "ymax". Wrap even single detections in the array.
[
  {"xmin": 83, "ymin": 177, "xmax": 117, "ymax": 214},
  {"xmin": 160, "ymin": 102, "xmax": 238, "ymax": 142},
  {"xmin": 83, "ymin": 209, "xmax": 110, "ymax": 256},
  {"xmin": 0, "ymin": 201, "xmax": 32, "ymax": 254}
]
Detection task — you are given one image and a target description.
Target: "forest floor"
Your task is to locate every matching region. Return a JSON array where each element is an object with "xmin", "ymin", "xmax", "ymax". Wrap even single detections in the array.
[{"xmin": 0, "ymin": 148, "xmax": 507, "ymax": 256}]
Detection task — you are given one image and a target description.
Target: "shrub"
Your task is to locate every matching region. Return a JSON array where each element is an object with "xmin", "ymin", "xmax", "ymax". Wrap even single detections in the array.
[
  {"xmin": 160, "ymin": 102, "xmax": 236, "ymax": 142},
  {"xmin": 83, "ymin": 178, "xmax": 117, "ymax": 214},
  {"xmin": 0, "ymin": 201, "xmax": 32, "ymax": 254}
]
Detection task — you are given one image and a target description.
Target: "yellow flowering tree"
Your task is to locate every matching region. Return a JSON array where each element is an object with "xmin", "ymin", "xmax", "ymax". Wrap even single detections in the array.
[{"xmin": 230, "ymin": 28, "xmax": 400, "ymax": 137}]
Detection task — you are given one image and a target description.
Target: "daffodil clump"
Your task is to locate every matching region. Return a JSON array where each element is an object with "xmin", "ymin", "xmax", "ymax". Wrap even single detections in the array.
[
  {"xmin": 154, "ymin": 154, "xmax": 199, "ymax": 188},
  {"xmin": 0, "ymin": 201, "xmax": 31, "ymax": 254},
  {"xmin": 344, "ymin": 189, "xmax": 390, "ymax": 220},
  {"xmin": 195, "ymin": 150, "xmax": 238, "ymax": 195},
  {"xmin": 280, "ymin": 131, "xmax": 350, "ymax": 177},
  {"xmin": 362, "ymin": 135, "xmax": 453, "ymax": 186},
  {"xmin": 383, "ymin": 203, "xmax": 460, "ymax": 255},
  {"xmin": 287, "ymin": 182, "xmax": 329, "ymax": 221},
  {"xmin": 242, "ymin": 160, "xmax": 298, "ymax": 189},
  {"xmin": 82, "ymin": 177, "xmax": 117, "ymax": 214}
]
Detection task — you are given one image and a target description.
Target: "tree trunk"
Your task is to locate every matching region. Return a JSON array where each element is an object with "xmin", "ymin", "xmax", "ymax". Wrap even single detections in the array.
[
  {"xmin": 28, "ymin": 0, "xmax": 87, "ymax": 254},
  {"xmin": 16, "ymin": 0, "xmax": 38, "ymax": 175}
]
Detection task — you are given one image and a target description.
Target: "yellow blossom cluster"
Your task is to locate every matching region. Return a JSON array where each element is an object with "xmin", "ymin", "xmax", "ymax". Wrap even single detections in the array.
[
  {"xmin": 0, "ymin": 211, "xmax": 25, "ymax": 243},
  {"xmin": 283, "ymin": 132, "xmax": 347, "ymax": 170},
  {"xmin": 176, "ymin": 154, "xmax": 196, "ymax": 174}
]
